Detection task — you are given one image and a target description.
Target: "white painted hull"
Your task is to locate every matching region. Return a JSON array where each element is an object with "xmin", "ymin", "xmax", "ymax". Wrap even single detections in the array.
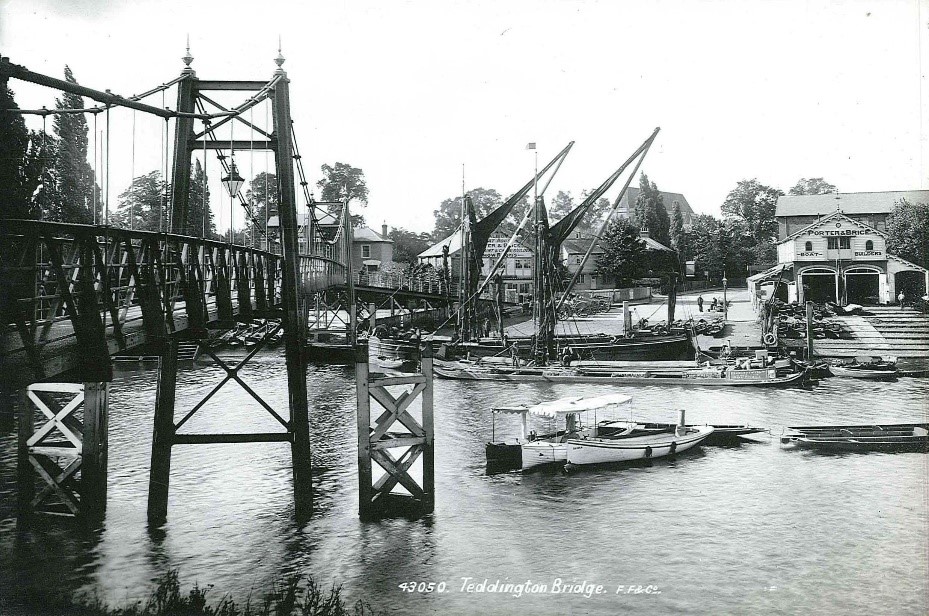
[
  {"xmin": 521, "ymin": 441, "xmax": 568, "ymax": 470},
  {"xmin": 829, "ymin": 366, "xmax": 898, "ymax": 379},
  {"xmin": 566, "ymin": 426, "xmax": 714, "ymax": 466}
]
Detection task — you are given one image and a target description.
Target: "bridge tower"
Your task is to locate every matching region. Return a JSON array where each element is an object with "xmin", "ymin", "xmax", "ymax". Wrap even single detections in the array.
[{"xmin": 147, "ymin": 47, "xmax": 314, "ymax": 523}]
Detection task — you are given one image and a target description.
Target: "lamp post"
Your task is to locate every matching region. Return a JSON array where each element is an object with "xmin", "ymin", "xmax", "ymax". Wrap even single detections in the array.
[
  {"xmin": 722, "ymin": 274, "xmax": 728, "ymax": 321},
  {"xmin": 221, "ymin": 160, "xmax": 244, "ymax": 244}
]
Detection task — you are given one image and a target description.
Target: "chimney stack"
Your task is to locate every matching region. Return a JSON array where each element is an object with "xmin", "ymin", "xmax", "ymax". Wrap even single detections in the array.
[{"xmin": 381, "ymin": 223, "xmax": 388, "ymax": 238}]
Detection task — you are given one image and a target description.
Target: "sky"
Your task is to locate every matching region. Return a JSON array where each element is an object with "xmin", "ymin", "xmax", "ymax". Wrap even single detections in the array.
[{"xmin": 1, "ymin": 0, "xmax": 926, "ymax": 235}]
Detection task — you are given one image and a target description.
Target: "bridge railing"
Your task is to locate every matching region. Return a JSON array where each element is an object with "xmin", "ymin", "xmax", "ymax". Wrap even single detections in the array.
[
  {"xmin": 0, "ymin": 220, "xmax": 285, "ymax": 361},
  {"xmin": 300, "ymin": 254, "xmax": 347, "ymax": 294},
  {"xmin": 353, "ymin": 270, "xmax": 456, "ymax": 297}
]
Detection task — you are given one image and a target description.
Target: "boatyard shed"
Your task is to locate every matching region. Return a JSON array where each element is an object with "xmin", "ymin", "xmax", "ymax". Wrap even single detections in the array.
[{"xmin": 749, "ymin": 193, "xmax": 929, "ymax": 305}]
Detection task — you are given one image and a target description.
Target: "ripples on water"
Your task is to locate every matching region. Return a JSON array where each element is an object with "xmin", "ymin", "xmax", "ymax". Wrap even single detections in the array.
[{"xmin": 0, "ymin": 351, "xmax": 927, "ymax": 615}]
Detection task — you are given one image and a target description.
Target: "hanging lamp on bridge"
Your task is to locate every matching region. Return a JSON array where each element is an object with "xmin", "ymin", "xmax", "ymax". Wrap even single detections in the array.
[{"xmin": 222, "ymin": 160, "xmax": 245, "ymax": 198}]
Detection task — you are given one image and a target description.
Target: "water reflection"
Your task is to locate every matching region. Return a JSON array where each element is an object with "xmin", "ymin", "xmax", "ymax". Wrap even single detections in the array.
[{"xmin": 0, "ymin": 349, "xmax": 926, "ymax": 615}]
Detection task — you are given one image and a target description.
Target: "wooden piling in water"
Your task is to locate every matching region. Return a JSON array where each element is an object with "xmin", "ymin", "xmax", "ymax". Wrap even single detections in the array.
[
  {"xmin": 147, "ymin": 338, "xmax": 178, "ymax": 524},
  {"xmin": 81, "ymin": 382, "xmax": 109, "ymax": 520},
  {"xmin": 806, "ymin": 301, "xmax": 814, "ymax": 360},
  {"xmin": 16, "ymin": 388, "xmax": 34, "ymax": 522},
  {"xmin": 17, "ymin": 382, "xmax": 107, "ymax": 520},
  {"xmin": 355, "ymin": 341, "xmax": 434, "ymax": 520}
]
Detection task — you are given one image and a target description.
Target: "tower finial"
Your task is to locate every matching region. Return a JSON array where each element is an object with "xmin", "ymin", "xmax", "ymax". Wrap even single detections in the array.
[
  {"xmin": 182, "ymin": 36, "xmax": 194, "ymax": 70},
  {"xmin": 275, "ymin": 36, "xmax": 286, "ymax": 70}
]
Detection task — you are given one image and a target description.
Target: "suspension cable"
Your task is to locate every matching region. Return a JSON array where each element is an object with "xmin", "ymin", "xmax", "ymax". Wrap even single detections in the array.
[
  {"xmin": 105, "ymin": 106, "xmax": 110, "ymax": 227},
  {"xmin": 92, "ymin": 110, "xmax": 98, "ymax": 225},
  {"xmin": 249, "ymin": 105, "xmax": 255, "ymax": 248},
  {"xmin": 202, "ymin": 119, "xmax": 208, "ymax": 238},
  {"xmin": 130, "ymin": 108, "xmax": 136, "ymax": 230}
]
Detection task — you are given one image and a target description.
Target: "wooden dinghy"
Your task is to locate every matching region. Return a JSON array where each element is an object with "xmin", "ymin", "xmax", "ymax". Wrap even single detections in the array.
[{"xmin": 781, "ymin": 423, "xmax": 929, "ymax": 452}]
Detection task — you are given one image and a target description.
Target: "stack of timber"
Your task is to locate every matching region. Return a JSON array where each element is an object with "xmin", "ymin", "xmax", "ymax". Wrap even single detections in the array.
[{"xmin": 811, "ymin": 307, "xmax": 929, "ymax": 358}]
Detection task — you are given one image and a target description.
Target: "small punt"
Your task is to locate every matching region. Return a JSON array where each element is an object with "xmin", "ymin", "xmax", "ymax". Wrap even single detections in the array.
[{"xmin": 781, "ymin": 423, "xmax": 929, "ymax": 452}]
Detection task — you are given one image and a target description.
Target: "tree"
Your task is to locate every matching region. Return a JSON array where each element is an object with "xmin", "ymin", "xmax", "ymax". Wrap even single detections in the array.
[
  {"xmin": 574, "ymin": 190, "xmax": 612, "ymax": 232},
  {"xmin": 317, "ymin": 162, "xmax": 368, "ymax": 225},
  {"xmin": 789, "ymin": 177, "xmax": 837, "ymax": 196},
  {"xmin": 596, "ymin": 218, "xmax": 647, "ymax": 287},
  {"xmin": 632, "ymin": 173, "xmax": 671, "ymax": 247},
  {"xmin": 0, "ymin": 85, "xmax": 46, "ymax": 220},
  {"xmin": 886, "ymin": 199, "xmax": 929, "ymax": 269},
  {"xmin": 432, "ymin": 187, "xmax": 503, "ymax": 239},
  {"xmin": 388, "ymin": 227, "xmax": 434, "ymax": 266},
  {"xmin": 720, "ymin": 179, "xmax": 783, "ymax": 245},
  {"xmin": 184, "ymin": 159, "xmax": 215, "ymax": 238},
  {"xmin": 548, "ymin": 190, "xmax": 575, "ymax": 220},
  {"xmin": 670, "ymin": 201, "xmax": 686, "ymax": 262},
  {"xmin": 245, "ymin": 171, "xmax": 278, "ymax": 246},
  {"xmin": 50, "ymin": 66, "xmax": 99, "ymax": 223},
  {"xmin": 112, "ymin": 171, "xmax": 166, "ymax": 232}
]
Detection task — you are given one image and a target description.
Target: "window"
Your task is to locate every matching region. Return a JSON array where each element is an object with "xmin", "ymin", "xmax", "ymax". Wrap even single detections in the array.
[
  {"xmin": 575, "ymin": 256, "xmax": 582, "ymax": 264},
  {"xmin": 865, "ymin": 240, "xmax": 874, "ymax": 251},
  {"xmin": 361, "ymin": 245, "xmax": 371, "ymax": 258},
  {"xmin": 577, "ymin": 274, "xmax": 586, "ymax": 284},
  {"xmin": 805, "ymin": 241, "xmax": 813, "ymax": 251},
  {"xmin": 827, "ymin": 237, "xmax": 850, "ymax": 250}
]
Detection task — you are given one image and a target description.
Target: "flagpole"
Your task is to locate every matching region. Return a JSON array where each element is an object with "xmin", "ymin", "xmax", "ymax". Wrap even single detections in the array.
[{"xmin": 458, "ymin": 164, "xmax": 466, "ymax": 339}]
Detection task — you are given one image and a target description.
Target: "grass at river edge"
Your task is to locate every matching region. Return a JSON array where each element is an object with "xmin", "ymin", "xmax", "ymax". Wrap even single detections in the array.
[{"xmin": 0, "ymin": 570, "xmax": 386, "ymax": 616}]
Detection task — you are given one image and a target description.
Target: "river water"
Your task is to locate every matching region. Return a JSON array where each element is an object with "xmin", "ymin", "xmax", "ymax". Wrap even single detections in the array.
[{"xmin": 0, "ymin": 351, "xmax": 927, "ymax": 615}]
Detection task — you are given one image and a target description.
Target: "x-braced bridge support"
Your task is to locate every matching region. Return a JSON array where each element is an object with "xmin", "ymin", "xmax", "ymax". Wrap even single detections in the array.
[{"xmin": 147, "ymin": 56, "xmax": 313, "ymax": 524}]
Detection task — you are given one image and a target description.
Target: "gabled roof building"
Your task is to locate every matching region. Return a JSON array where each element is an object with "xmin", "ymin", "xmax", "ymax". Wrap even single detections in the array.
[{"xmin": 748, "ymin": 191, "xmax": 928, "ymax": 305}]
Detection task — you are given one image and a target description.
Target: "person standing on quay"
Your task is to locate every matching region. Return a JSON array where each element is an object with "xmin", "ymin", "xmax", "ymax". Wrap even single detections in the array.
[{"xmin": 697, "ymin": 295, "xmax": 704, "ymax": 312}]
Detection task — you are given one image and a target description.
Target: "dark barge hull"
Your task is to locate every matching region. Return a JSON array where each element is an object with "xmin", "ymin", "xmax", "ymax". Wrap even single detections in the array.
[{"xmin": 372, "ymin": 332, "xmax": 694, "ymax": 362}]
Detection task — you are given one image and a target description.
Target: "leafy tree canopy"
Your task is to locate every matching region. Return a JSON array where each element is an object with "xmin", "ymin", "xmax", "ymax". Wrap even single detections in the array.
[
  {"xmin": 886, "ymin": 199, "xmax": 929, "ymax": 269},
  {"xmin": 432, "ymin": 187, "xmax": 503, "ymax": 239},
  {"xmin": 112, "ymin": 170, "xmax": 165, "ymax": 232},
  {"xmin": 0, "ymin": 85, "xmax": 45, "ymax": 219},
  {"xmin": 596, "ymin": 217, "xmax": 647, "ymax": 287},
  {"xmin": 670, "ymin": 201, "xmax": 686, "ymax": 264},
  {"xmin": 388, "ymin": 227, "xmax": 434, "ymax": 266},
  {"xmin": 185, "ymin": 159, "xmax": 215, "ymax": 239},
  {"xmin": 317, "ymin": 162, "xmax": 368, "ymax": 225},
  {"xmin": 632, "ymin": 173, "xmax": 671, "ymax": 247},
  {"xmin": 788, "ymin": 177, "xmax": 837, "ymax": 196},
  {"xmin": 720, "ymin": 178, "xmax": 783, "ymax": 244},
  {"xmin": 50, "ymin": 66, "xmax": 99, "ymax": 224}
]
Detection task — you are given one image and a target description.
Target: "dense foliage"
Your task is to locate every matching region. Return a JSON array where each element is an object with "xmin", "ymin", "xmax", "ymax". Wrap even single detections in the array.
[
  {"xmin": 885, "ymin": 199, "xmax": 929, "ymax": 269},
  {"xmin": 632, "ymin": 173, "xmax": 671, "ymax": 247},
  {"xmin": 388, "ymin": 227, "xmax": 434, "ymax": 266},
  {"xmin": 596, "ymin": 218, "xmax": 647, "ymax": 287},
  {"xmin": 317, "ymin": 162, "xmax": 368, "ymax": 226}
]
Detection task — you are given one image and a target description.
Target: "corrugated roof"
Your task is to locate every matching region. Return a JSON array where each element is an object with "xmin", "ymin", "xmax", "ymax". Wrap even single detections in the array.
[{"xmin": 775, "ymin": 190, "xmax": 929, "ymax": 217}]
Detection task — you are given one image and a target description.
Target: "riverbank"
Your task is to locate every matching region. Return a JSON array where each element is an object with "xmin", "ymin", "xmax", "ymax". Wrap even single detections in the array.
[{"xmin": 1, "ymin": 570, "xmax": 383, "ymax": 616}]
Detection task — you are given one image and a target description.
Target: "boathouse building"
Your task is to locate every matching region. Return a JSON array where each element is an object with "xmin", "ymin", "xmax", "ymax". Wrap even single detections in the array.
[{"xmin": 749, "ymin": 191, "xmax": 929, "ymax": 305}]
